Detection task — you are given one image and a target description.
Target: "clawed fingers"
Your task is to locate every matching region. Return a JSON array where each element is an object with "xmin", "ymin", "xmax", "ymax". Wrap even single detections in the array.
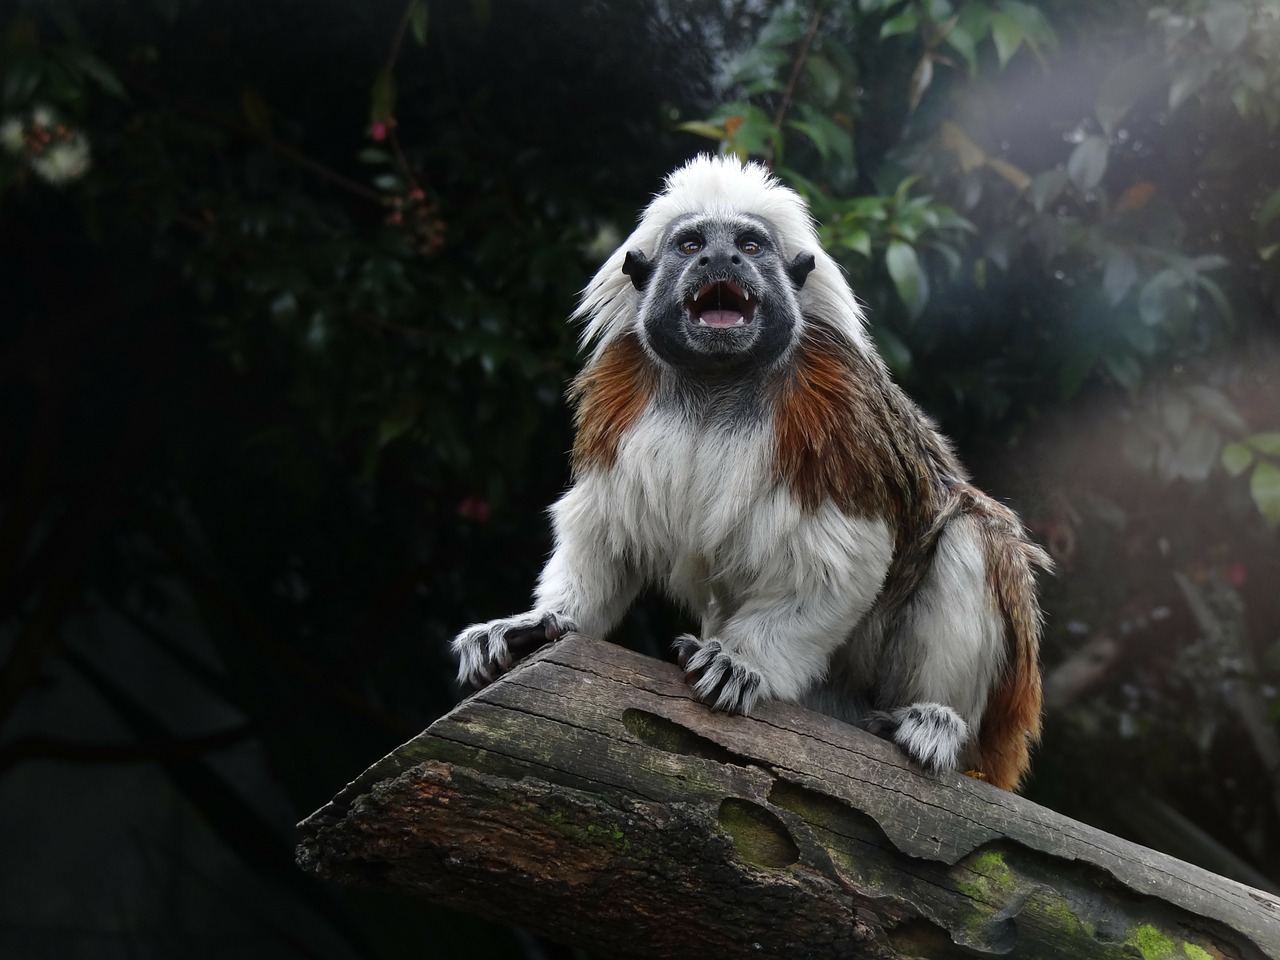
[
  {"xmin": 672, "ymin": 634, "xmax": 763, "ymax": 715},
  {"xmin": 451, "ymin": 610, "xmax": 577, "ymax": 689}
]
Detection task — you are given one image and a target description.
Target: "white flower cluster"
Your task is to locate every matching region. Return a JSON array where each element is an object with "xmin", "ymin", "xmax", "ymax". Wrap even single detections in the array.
[{"xmin": 0, "ymin": 104, "xmax": 92, "ymax": 186}]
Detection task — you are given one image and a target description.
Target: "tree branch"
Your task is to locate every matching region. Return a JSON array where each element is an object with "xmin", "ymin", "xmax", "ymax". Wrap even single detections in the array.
[{"xmin": 298, "ymin": 634, "xmax": 1280, "ymax": 960}]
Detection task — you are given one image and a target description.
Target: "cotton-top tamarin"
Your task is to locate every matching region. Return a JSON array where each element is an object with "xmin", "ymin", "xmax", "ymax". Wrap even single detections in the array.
[{"xmin": 452, "ymin": 155, "xmax": 1051, "ymax": 790}]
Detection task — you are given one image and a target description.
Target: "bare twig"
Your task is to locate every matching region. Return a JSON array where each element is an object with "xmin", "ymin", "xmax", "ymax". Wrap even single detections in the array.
[{"xmin": 768, "ymin": 6, "xmax": 824, "ymax": 167}]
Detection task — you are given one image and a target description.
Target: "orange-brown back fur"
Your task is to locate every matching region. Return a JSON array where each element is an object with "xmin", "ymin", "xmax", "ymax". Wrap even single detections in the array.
[
  {"xmin": 570, "ymin": 332, "xmax": 658, "ymax": 474},
  {"xmin": 775, "ymin": 322, "xmax": 1048, "ymax": 791}
]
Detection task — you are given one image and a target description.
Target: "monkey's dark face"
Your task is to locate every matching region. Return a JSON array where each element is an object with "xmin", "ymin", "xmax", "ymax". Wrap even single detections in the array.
[{"xmin": 622, "ymin": 214, "xmax": 815, "ymax": 373}]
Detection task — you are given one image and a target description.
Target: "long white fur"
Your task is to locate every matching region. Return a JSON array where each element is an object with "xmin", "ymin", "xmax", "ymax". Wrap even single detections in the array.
[
  {"xmin": 533, "ymin": 409, "xmax": 894, "ymax": 705},
  {"xmin": 890, "ymin": 518, "xmax": 1007, "ymax": 728},
  {"xmin": 573, "ymin": 154, "xmax": 875, "ymax": 360}
]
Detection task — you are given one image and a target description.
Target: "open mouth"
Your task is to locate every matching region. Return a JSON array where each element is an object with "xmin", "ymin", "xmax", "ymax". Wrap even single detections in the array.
[{"xmin": 686, "ymin": 280, "xmax": 755, "ymax": 329}]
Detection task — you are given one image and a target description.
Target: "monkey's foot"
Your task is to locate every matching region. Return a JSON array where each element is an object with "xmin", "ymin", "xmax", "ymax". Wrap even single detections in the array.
[
  {"xmin": 866, "ymin": 703, "xmax": 968, "ymax": 774},
  {"xmin": 673, "ymin": 634, "xmax": 764, "ymax": 715},
  {"xmin": 451, "ymin": 610, "xmax": 577, "ymax": 689}
]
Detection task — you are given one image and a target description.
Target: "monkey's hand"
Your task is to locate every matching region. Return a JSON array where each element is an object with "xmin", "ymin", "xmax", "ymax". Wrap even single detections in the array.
[
  {"xmin": 451, "ymin": 610, "xmax": 577, "ymax": 689},
  {"xmin": 674, "ymin": 634, "xmax": 765, "ymax": 715}
]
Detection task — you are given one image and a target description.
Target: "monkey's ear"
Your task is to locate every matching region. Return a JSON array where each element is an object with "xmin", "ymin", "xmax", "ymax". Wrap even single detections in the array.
[
  {"xmin": 622, "ymin": 250, "xmax": 654, "ymax": 291},
  {"xmin": 787, "ymin": 252, "xmax": 816, "ymax": 289}
]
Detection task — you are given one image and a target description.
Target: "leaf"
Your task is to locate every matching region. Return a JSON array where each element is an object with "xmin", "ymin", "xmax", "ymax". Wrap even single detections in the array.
[
  {"xmin": 908, "ymin": 54, "xmax": 934, "ymax": 113},
  {"xmin": 944, "ymin": 23, "xmax": 977, "ymax": 74},
  {"xmin": 1028, "ymin": 168, "xmax": 1069, "ymax": 212},
  {"xmin": 1185, "ymin": 384, "xmax": 1248, "ymax": 433},
  {"xmin": 939, "ymin": 120, "xmax": 986, "ymax": 173},
  {"xmin": 886, "ymin": 240, "xmax": 928, "ymax": 319},
  {"xmin": 787, "ymin": 119, "xmax": 832, "ymax": 159},
  {"xmin": 723, "ymin": 105, "xmax": 776, "ymax": 158},
  {"xmin": 1102, "ymin": 247, "xmax": 1138, "ymax": 305},
  {"xmin": 805, "ymin": 54, "xmax": 841, "ymax": 107},
  {"xmin": 984, "ymin": 229, "xmax": 1014, "ymax": 271},
  {"xmin": 840, "ymin": 228, "xmax": 872, "ymax": 257},
  {"xmin": 1191, "ymin": 253, "xmax": 1228, "ymax": 272},
  {"xmin": 1203, "ymin": 1, "xmax": 1250, "ymax": 55},
  {"xmin": 1066, "ymin": 135, "xmax": 1109, "ymax": 192},
  {"xmin": 1102, "ymin": 351, "xmax": 1142, "ymax": 392},
  {"xmin": 1168, "ymin": 59, "xmax": 1213, "ymax": 111},
  {"xmin": 1232, "ymin": 85, "xmax": 1254, "ymax": 119},
  {"xmin": 929, "ymin": 240, "xmax": 962, "ymax": 278},
  {"xmin": 987, "ymin": 158, "xmax": 1031, "ymax": 192},
  {"xmin": 989, "ymin": 11, "xmax": 1024, "ymax": 67},
  {"xmin": 998, "ymin": 0, "xmax": 1055, "ymax": 44},
  {"xmin": 1221, "ymin": 441, "xmax": 1255, "ymax": 477},
  {"xmin": 676, "ymin": 120, "xmax": 727, "ymax": 141},
  {"xmin": 1121, "ymin": 320, "xmax": 1158, "ymax": 356},
  {"xmin": 757, "ymin": 5, "xmax": 809, "ymax": 47},
  {"xmin": 1138, "ymin": 268, "xmax": 1183, "ymax": 326},
  {"xmin": 1259, "ymin": 187, "xmax": 1280, "ymax": 231},
  {"xmin": 1096, "ymin": 55, "xmax": 1162, "ymax": 135},
  {"xmin": 369, "ymin": 69, "xmax": 397, "ymax": 124},
  {"xmin": 409, "ymin": 0, "xmax": 430, "ymax": 46},
  {"xmin": 1171, "ymin": 422, "xmax": 1220, "ymax": 482},
  {"xmin": 1196, "ymin": 275, "xmax": 1233, "ymax": 325},
  {"xmin": 62, "ymin": 47, "xmax": 128, "ymax": 99},
  {"xmin": 797, "ymin": 108, "xmax": 854, "ymax": 166},
  {"xmin": 723, "ymin": 45, "xmax": 788, "ymax": 93},
  {"xmin": 1249, "ymin": 460, "xmax": 1280, "ymax": 527},
  {"xmin": 880, "ymin": 12, "xmax": 920, "ymax": 39},
  {"xmin": 959, "ymin": 170, "xmax": 983, "ymax": 209},
  {"xmin": 1246, "ymin": 432, "xmax": 1280, "ymax": 455}
]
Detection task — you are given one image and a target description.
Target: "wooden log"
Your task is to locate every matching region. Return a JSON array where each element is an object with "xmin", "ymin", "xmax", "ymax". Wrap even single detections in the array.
[{"xmin": 296, "ymin": 634, "xmax": 1280, "ymax": 959}]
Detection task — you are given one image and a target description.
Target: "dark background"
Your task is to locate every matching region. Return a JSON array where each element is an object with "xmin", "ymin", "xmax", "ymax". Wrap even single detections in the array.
[{"xmin": 2, "ymin": 1, "xmax": 1279, "ymax": 957}]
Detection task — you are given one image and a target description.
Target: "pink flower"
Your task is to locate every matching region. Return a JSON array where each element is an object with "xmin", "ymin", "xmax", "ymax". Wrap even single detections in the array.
[{"xmin": 369, "ymin": 121, "xmax": 388, "ymax": 142}]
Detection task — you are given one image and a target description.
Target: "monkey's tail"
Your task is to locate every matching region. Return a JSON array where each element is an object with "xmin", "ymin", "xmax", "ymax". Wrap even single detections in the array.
[{"xmin": 973, "ymin": 498, "xmax": 1053, "ymax": 791}]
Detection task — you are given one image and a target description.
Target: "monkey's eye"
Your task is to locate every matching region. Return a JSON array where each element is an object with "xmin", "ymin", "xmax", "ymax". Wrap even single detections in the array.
[
  {"xmin": 738, "ymin": 238, "xmax": 763, "ymax": 256},
  {"xmin": 678, "ymin": 238, "xmax": 703, "ymax": 255}
]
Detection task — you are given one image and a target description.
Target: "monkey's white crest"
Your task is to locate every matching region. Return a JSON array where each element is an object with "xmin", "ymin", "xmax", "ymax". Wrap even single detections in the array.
[{"xmin": 573, "ymin": 154, "xmax": 872, "ymax": 360}]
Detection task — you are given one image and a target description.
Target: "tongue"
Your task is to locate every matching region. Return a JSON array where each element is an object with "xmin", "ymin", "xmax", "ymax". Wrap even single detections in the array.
[{"xmin": 698, "ymin": 310, "xmax": 744, "ymax": 328}]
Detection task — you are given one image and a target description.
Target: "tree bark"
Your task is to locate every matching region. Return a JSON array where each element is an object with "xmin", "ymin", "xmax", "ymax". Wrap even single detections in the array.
[{"xmin": 296, "ymin": 634, "xmax": 1280, "ymax": 959}]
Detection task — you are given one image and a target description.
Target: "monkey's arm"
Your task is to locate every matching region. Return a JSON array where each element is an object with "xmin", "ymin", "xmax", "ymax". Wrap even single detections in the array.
[
  {"xmin": 676, "ymin": 509, "xmax": 893, "ymax": 715},
  {"xmin": 452, "ymin": 479, "xmax": 642, "ymax": 688}
]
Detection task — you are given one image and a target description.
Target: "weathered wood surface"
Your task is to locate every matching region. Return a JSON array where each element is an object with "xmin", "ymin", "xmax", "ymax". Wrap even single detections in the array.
[{"xmin": 297, "ymin": 634, "xmax": 1280, "ymax": 959}]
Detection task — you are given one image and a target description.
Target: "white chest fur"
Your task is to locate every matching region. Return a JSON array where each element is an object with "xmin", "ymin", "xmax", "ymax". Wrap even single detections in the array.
[{"xmin": 577, "ymin": 407, "xmax": 895, "ymax": 626}]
